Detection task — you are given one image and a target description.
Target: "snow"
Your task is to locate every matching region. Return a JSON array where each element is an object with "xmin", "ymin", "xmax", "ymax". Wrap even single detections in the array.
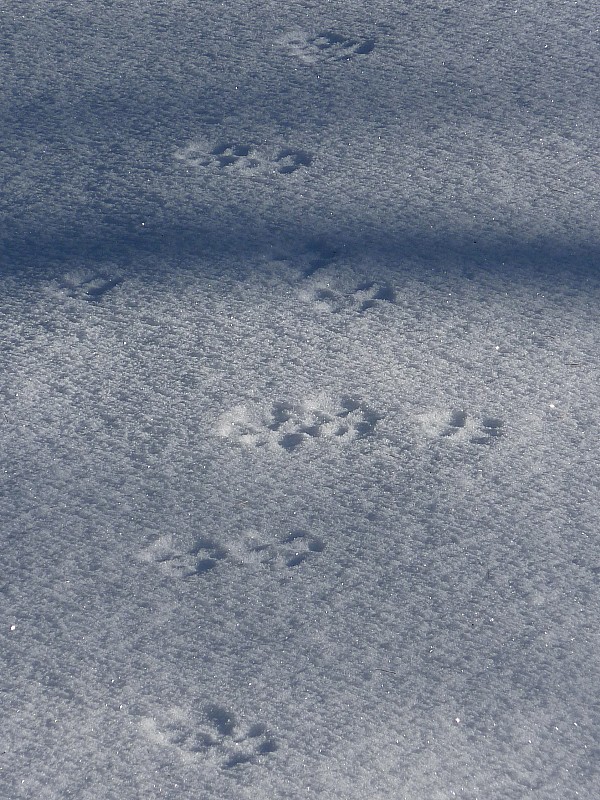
[{"xmin": 1, "ymin": 1, "xmax": 599, "ymax": 798}]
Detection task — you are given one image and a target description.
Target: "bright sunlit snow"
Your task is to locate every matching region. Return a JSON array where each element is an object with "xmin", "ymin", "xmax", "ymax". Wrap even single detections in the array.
[{"xmin": 1, "ymin": 2, "xmax": 599, "ymax": 799}]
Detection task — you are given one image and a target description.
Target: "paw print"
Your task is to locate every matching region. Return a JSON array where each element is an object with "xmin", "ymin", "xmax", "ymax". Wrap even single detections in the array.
[
  {"xmin": 175, "ymin": 142, "xmax": 260, "ymax": 171},
  {"xmin": 174, "ymin": 141, "xmax": 312, "ymax": 176},
  {"xmin": 422, "ymin": 410, "xmax": 505, "ymax": 445},
  {"xmin": 440, "ymin": 409, "xmax": 468, "ymax": 438},
  {"xmin": 60, "ymin": 271, "xmax": 123, "ymax": 302},
  {"xmin": 305, "ymin": 284, "xmax": 346, "ymax": 313},
  {"xmin": 237, "ymin": 530, "xmax": 325, "ymax": 569},
  {"xmin": 281, "ymin": 531, "xmax": 326, "ymax": 567},
  {"xmin": 274, "ymin": 148, "xmax": 312, "ymax": 174},
  {"xmin": 303, "ymin": 279, "xmax": 396, "ymax": 314},
  {"xmin": 354, "ymin": 280, "xmax": 396, "ymax": 312},
  {"xmin": 139, "ymin": 535, "xmax": 228, "ymax": 578},
  {"xmin": 268, "ymin": 397, "xmax": 381, "ymax": 451},
  {"xmin": 219, "ymin": 397, "xmax": 382, "ymax": 451},
  {"xmin": 148, "ymin": 706, "xmax": 278, "ymax": 770},
  {"xmin": 186, "ymin": 538, "xmax": 229, "ymax": 575},
  {"xmin": 205, "ymin": 707, "xmax": 278, "ymax": 770},
  {"xmin": 280, "ymin": 30, "xmax": 375, "ymax": 63},
  {"xmin": 308, "ymin": 31, "xmax": 376, "ymax": 61},
  {"xmin": 469, "ymin": 416, "xmax": 504, "ymax": 445}
]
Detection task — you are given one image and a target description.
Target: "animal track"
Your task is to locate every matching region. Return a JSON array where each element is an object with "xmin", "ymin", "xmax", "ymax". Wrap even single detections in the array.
[
  {"xmin": 175, "ymin": 142, "xmax": 260, "ymax": 172},
  {"xmin": 60, "ymin": 271, "xmax": 123, "ymax": 302},
  {"xmin": 143, "ymin": 705, "xmax": 277, "ymax": 771},
  {"xmin": 470, "ymin": 417, "xmax": 505, "ymax": 444},
  {"xmin": 275, "ymin": 147, "xmax": 312, "ymax": 174},
  {"xmin": 140, "ymin": 530, "xmax": 325, "ymax": 579},
  {"xmin": 220, "ymin": 397, "xmax": 382, "ymax": 451},
  {"xmin": 421, "ymin": 409, "xmax": 505, "ymax": 446},
  {"xmin": 280, "ymin": 30, "xmax": 376, "ymax": 63},
  {"xmin": 150, "ymin": 536, "xmax": 228, "ymax": 578},
  {"xmin": 138, "ymin": 534, "xmax": 221, "ymax": 579},
  {"xmin": 175, "ymin": 142, "xmax": 312, "ymax": 175},
  {"xmin": 304, "ymin": 279, "xmax": 396, "ymax": 313},
  {"xmin": 237, "ymin": 529, "xmax": 326, "ymax": 570},
  {"xmin": 355, "ymin": 280, "xmax": 397, "ymax": 311}
]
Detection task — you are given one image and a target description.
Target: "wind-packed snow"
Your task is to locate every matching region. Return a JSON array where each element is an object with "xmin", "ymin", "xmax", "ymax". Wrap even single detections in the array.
[{"xmin": 1, "ymin": 2, "xmax": 599, "ymax": 799}]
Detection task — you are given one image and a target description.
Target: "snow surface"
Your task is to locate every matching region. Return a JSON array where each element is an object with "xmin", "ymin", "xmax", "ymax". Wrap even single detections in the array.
[{"xmin": 1, "ymin": 2, "xmax": 599, "ymax": 798}]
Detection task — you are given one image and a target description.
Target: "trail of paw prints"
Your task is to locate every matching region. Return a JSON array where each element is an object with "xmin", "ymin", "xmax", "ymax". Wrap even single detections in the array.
[
  {"xmin": 142, "ymin": 705, "xmax": 278, "ymax": 771},
  {"xmin": 59, "ymin": 270, "xmax": 123, "ymax": 302},
  {"xmin": 174, "ymin": 141, "xmax": 312, "ymax": 176},
  {"xmin": 302, "ymin": 279, "xmax": 396, "ymax": 314},
  {"xmin": 279, "ymin": 30, "xmax": 375, "ymax": 64},
  {"xmin": 420, "ymin": 409, "xmax": 505, "ymax": 446},
  {"xmin": 219, "ymin": 397, "xmax": 383, "ymax": 452}
]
